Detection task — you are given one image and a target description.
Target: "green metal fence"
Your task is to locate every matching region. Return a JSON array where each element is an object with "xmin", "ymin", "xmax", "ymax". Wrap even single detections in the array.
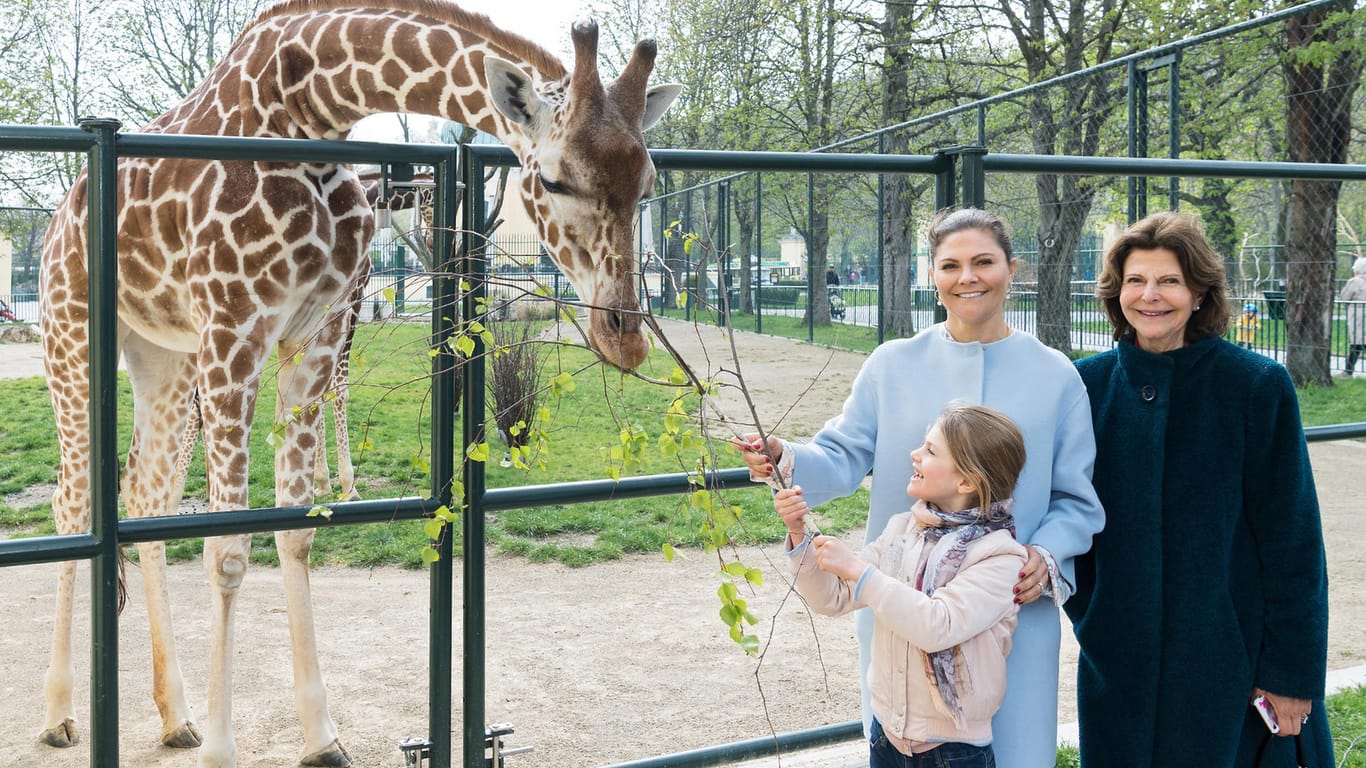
[{"xmin": 2, "ymin": 125, "xmax": 1366, "ymax": 768}]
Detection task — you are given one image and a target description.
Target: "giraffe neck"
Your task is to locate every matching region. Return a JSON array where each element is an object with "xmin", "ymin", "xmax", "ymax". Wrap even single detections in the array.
[{"xmin": 155, "ymin": 1, "xmax": 562, "ymax": 150}]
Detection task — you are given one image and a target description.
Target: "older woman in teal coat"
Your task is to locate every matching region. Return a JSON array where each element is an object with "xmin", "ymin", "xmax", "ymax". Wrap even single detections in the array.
[{"xmin": 1069, "ymin": 212, "xmax": 1333, "ymax": 766}]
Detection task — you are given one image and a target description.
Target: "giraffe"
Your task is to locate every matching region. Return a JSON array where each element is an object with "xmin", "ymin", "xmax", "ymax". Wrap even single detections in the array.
[{"xmin": 37, "ymin": 2, "xmax": 680, "ymax": 765}]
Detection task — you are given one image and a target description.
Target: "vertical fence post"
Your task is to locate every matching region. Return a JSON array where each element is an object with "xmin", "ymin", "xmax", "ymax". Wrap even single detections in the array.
[
  {"xmin": 458, "ymin": 145, "xmax": 489, "ymax": 768},
  {"xmin": 806, "ymin": 173, "xmax": 815, "ymax": 343},
  {"xmin": 1167, "ymin": 50, "xmax": 1182, "ymax": 210},
  {"xmin": 755, "ymin": 174, "xmax": 763, "ymax": 335},
  {"xmin": 1126, "ymin": 59, "xmax": 1143, "ymax": 223},
  {"xmin": 423, "ymin": 148, "xmax": 461, "ymax": 768},
  {"xmin": 934, "ymin": 150, "xmax": 956, "ymax": 326},
  {"xmin": 80, "ymin": 115, "xmax": 123, "ymax": 768},
  {"xmin": 876, "ymin": 134, "xmax": 887, "ymax": 345}
]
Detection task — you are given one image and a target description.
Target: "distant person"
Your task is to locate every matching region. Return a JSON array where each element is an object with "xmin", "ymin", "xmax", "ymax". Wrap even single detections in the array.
[
  {"xmin": 775, "ymin": 403, "xmax": 1028, "ymax": 768},
  {"xmin": 1235, "ymin": 302, "xmax": 1260, "ymax": 349},
  {"xmin": 826, "ymin": 266, "xmax": 841, "ymax": 287},
  {"xmin": 1341, "ymin": 257, "xmax": 1366, "ymax": 375},
  {"xmin": 736, "ymin": 207, "xmax": 1104, "ymax": 768},
  {"xmin": 1069, "ymin": 212, "xmax": 1332, "ymax": 767}
]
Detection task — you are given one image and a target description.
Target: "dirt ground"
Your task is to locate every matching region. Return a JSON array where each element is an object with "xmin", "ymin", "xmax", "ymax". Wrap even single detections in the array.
[{"xmin": 1, "ymin": 318, "xmax": 1363, "ymax": 768}]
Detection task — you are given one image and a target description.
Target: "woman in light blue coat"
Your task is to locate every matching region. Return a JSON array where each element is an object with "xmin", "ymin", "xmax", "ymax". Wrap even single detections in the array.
[{"xmin": 738, "ymin": 208, "xmax": 1105, "ymax": 768}]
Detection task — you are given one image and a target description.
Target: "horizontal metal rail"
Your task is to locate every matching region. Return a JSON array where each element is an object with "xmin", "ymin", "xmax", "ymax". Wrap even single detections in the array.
[{"xmin": 599, "ymin": 721, "xmax": 864, "ymax": 768}]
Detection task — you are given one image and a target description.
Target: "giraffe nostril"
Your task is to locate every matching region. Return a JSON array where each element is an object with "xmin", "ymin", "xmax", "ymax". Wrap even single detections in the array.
[{"xmin": 608, "ymin": 310, "xmax": 623, "ymax": 333}]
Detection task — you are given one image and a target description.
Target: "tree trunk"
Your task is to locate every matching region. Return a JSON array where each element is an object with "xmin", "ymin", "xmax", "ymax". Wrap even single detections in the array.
[
  {"xmin": 879, "ymin": 0, "xmax": 918, "ymax": 340},
  {"xmin": 1034, "ymin": 173, "xmax": 1092, "ymax": 353},
  {"xmin": 1283, "ymin": 179, "xmax": 1337, "ymax": 385},
  {"xmin": 1282, "ymin": 0, "xmax": 1362, "ymax": 385},
  {"xmin": 809, "ymin": 207, "xmax": 833, "ymax": 325},
  {"xmin": 734, "ymin": 182, "xmax": 756, "ymax": 315}
]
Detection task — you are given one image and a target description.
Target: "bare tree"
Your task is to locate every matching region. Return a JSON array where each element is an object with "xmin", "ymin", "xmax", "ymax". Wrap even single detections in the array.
[
  {"xmin": 996, "ymin": 0, "xmax": 1129, "ymax": 353},
  {"xmin": 107, "ymin": 0, "xmax": 268, "ymax": 121}
]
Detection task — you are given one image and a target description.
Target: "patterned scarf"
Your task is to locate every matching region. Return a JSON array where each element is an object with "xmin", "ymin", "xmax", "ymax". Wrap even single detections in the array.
[{"xmin": 910, "ymin": 499, "xmax": 1017, "ymax": 727}]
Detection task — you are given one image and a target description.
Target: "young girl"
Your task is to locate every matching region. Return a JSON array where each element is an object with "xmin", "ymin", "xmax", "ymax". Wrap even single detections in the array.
[{"xmin": 774, "ymin": 404, "xmax": 1028, "ymax": 768}]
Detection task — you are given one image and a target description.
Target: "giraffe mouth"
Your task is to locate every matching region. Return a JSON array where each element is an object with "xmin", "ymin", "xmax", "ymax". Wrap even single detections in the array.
[{"xmin": 587, "ymin": 304, "xmax": 649, "ymax": 370}]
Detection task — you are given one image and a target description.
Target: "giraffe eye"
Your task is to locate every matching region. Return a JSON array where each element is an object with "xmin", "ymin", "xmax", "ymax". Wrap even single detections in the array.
[{"xmin": 539, "ymin": 174, "xmax": 567, "ymax": 195}]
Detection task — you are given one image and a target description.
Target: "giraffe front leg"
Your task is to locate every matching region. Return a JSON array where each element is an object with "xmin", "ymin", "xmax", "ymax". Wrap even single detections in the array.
[
  {"xmin": 40, "ymin": 558, "xmax": 80, "ymax": 748},
  {"xmin": 277, "ymin": 529, "xmax": 351, "ymax": 767},
  {"xmin": 276, "ymin": 343, "xmax": 350, "ymax": 767}
]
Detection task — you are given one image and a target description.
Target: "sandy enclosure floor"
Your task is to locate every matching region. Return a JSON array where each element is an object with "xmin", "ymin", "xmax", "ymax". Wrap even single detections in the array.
[{"xmin": 1, "ymin": 319, "xmax": 1364, "ymax": 768}]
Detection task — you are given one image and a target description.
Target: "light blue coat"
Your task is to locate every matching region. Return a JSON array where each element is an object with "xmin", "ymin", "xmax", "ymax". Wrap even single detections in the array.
[{"xmin": 787, "ymin": 325, "xmax": 1104, "ymax": 768}]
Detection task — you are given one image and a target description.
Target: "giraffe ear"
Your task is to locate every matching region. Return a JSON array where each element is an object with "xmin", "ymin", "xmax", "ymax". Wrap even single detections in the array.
[
  {"xmin": 485, "ymin": 56, "xmax": 551, "ymax": 131},
  {"xmin": 640, "ymin": 83, "xmax": 682, "ymax": 132}
]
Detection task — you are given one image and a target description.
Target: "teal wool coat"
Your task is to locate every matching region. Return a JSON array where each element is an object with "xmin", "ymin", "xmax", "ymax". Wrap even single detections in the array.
[{"xmin": 1069, "ymin": 336, "xmax": 1332, "ymax": 767}]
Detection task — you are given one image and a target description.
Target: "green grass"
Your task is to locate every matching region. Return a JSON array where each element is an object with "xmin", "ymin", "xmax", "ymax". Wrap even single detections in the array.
[
  {"xmin": 1330, "ymin": 684, "xmax": 1366, "ymax": 768},
  {"xmin": 0, "ymin": 320, "xmax": 870, "ymax": 567},
  {"xmin": 2, "ymin": 320, "xmax": 1361, "ymax": 568}
]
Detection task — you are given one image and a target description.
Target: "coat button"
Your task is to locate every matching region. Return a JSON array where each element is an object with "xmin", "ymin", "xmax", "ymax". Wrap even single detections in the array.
[{"xmin": 1141, "ymin": 385, "xmax": 1156, "ymax": 402}]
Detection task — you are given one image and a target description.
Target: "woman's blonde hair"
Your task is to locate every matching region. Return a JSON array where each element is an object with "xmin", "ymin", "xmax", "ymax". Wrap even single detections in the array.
[{"xmin": 935, "ymin": 403, "xmax": 1026, "ymax": 520}]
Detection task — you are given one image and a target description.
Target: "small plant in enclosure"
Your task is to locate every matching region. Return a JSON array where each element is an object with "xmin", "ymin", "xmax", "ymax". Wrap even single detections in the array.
[{"xmin": 488, "ymin": 320, "xmax": 550, "ymax": 469}]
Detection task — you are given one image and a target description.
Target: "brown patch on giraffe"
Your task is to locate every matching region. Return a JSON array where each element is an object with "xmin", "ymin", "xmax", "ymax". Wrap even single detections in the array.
[{"xmin": 252, "ymin": 277, "xmax": 287, "ymax": 305}]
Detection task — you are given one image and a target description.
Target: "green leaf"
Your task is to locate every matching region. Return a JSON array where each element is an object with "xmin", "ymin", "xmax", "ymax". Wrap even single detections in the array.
[
  {"xmin": 662, "ymin": 543, "xmax": 675, "ymax": 561},
  {"xmin": 721, "ymin": 562, "xmax": 749, "ymax": 578},
  {"xmin": 740, "ymin": 634, "xmax": 761, "ymax": 655},
  {"xmin": 423, "ymin": 517, "xmax": 446, "ymax": 540},
  {"xmin": 717, "ymin": 582, "xmax": 738, "ymax": 601},
  {"xmin": 689, "ymin": 489, "xmax": 712, "ymax": 513},
  {"xmin": 434, "ymin": 504, "xmax": 458, "ymax": 522},
  {"xmin": 455, "ymin": 335, "xmax": 476, "ymax": 357},
  {"xmin": 719, "ymin": 604, "xmax": 741, "ymax": 626},
  {"xmin": 669, "ymin": 367, "xmax": 688, "ymax": 385},
  {"xmin": 306, "ymin": 505, "xmax": 332, "ymax": 519},
  {"xmin": 420, "ymin": 545, "xmax": 441, "ymax": 564},
  {"xmin": 383, "ymin": 286, "xmax": 396, "ymax": 303},
  {"xmin": 658, "ymin": 433, "xmax": 678, "ymax": 457},
  {"xmin": 466, "ymin": 442, "xmax": 490, "ymax": 462},
  {"xmin": 744, "ymin": 568, "xmax": 764, "ymax": 587},
  {"xmin": 549, "ymin": 371, "xmax": 576, "ymax": 397}
]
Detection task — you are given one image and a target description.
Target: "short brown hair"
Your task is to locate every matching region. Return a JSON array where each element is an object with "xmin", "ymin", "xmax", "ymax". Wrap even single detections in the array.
[
  {"xmin": 936, "ymin": 403, "xmax": 1026, "ymax": 519},
  {"xmin": 927, "ymin": 207, "xmax": 1016, "ymax": 264},
  {"xmin": 1096, "ymin": 212, "xmax": 1230, "ymax": 342}
]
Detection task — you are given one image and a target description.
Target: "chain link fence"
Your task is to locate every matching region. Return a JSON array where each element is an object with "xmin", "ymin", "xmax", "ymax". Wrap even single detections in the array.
[{"xmin": 640, "ymin": 2, "xmax": 1364, "ymax": 373}]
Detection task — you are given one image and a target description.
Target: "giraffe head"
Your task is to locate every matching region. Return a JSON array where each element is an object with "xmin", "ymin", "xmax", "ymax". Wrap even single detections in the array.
[{"xmin": 485, "ymin": 20, "xmax": 680, "ymax": 371}]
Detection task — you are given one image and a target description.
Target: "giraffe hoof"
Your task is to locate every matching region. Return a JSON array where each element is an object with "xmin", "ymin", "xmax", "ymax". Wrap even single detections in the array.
[
  {"xmin": 161, "ymin": 721, "xmax": 203, "ymax": 748},
  {"xmin": 39, "ymin": 718, "xmax": 80, "ymax": 747},
  {"xmin": 301, "ymin": 739, "xmax": 352, "ymax": 766}
]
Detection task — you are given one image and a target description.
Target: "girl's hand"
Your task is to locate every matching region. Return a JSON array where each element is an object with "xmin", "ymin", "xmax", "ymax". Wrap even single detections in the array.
[
  {"xmin": 1013, "ymin": 546, "xmax": 1049, "ymax": 605},
  {"xmin": 772, "ymin": 486, "xmax": 808, "ymax": 537},
  {"xmin": 812, "ymin": 535, "xmax": 864, "ymax": 581},
  {"xmin": 733, "ymin": 433, "xmax": 783, "ymax": 480}
]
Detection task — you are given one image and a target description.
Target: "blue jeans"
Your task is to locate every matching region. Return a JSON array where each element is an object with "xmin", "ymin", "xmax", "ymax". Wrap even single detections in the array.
[{"xmin": 869, "ymin": 719, "xmax": 996, "ymax": 768}]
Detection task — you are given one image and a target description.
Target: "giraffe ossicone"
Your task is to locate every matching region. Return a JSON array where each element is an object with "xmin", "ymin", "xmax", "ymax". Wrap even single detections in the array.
[{"xmin": 37, "ymin": 2, "xmax": 679, "ymax": 766}]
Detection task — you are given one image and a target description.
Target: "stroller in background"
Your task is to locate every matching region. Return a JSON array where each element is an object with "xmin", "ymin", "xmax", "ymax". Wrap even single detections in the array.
[
  {"xmin": 828, "ymin": 288, "xmax": 846, "ymax": 320},
  {"xmin": 0, "ymin": 299, "xmax": 18, "ymax": 323}
]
